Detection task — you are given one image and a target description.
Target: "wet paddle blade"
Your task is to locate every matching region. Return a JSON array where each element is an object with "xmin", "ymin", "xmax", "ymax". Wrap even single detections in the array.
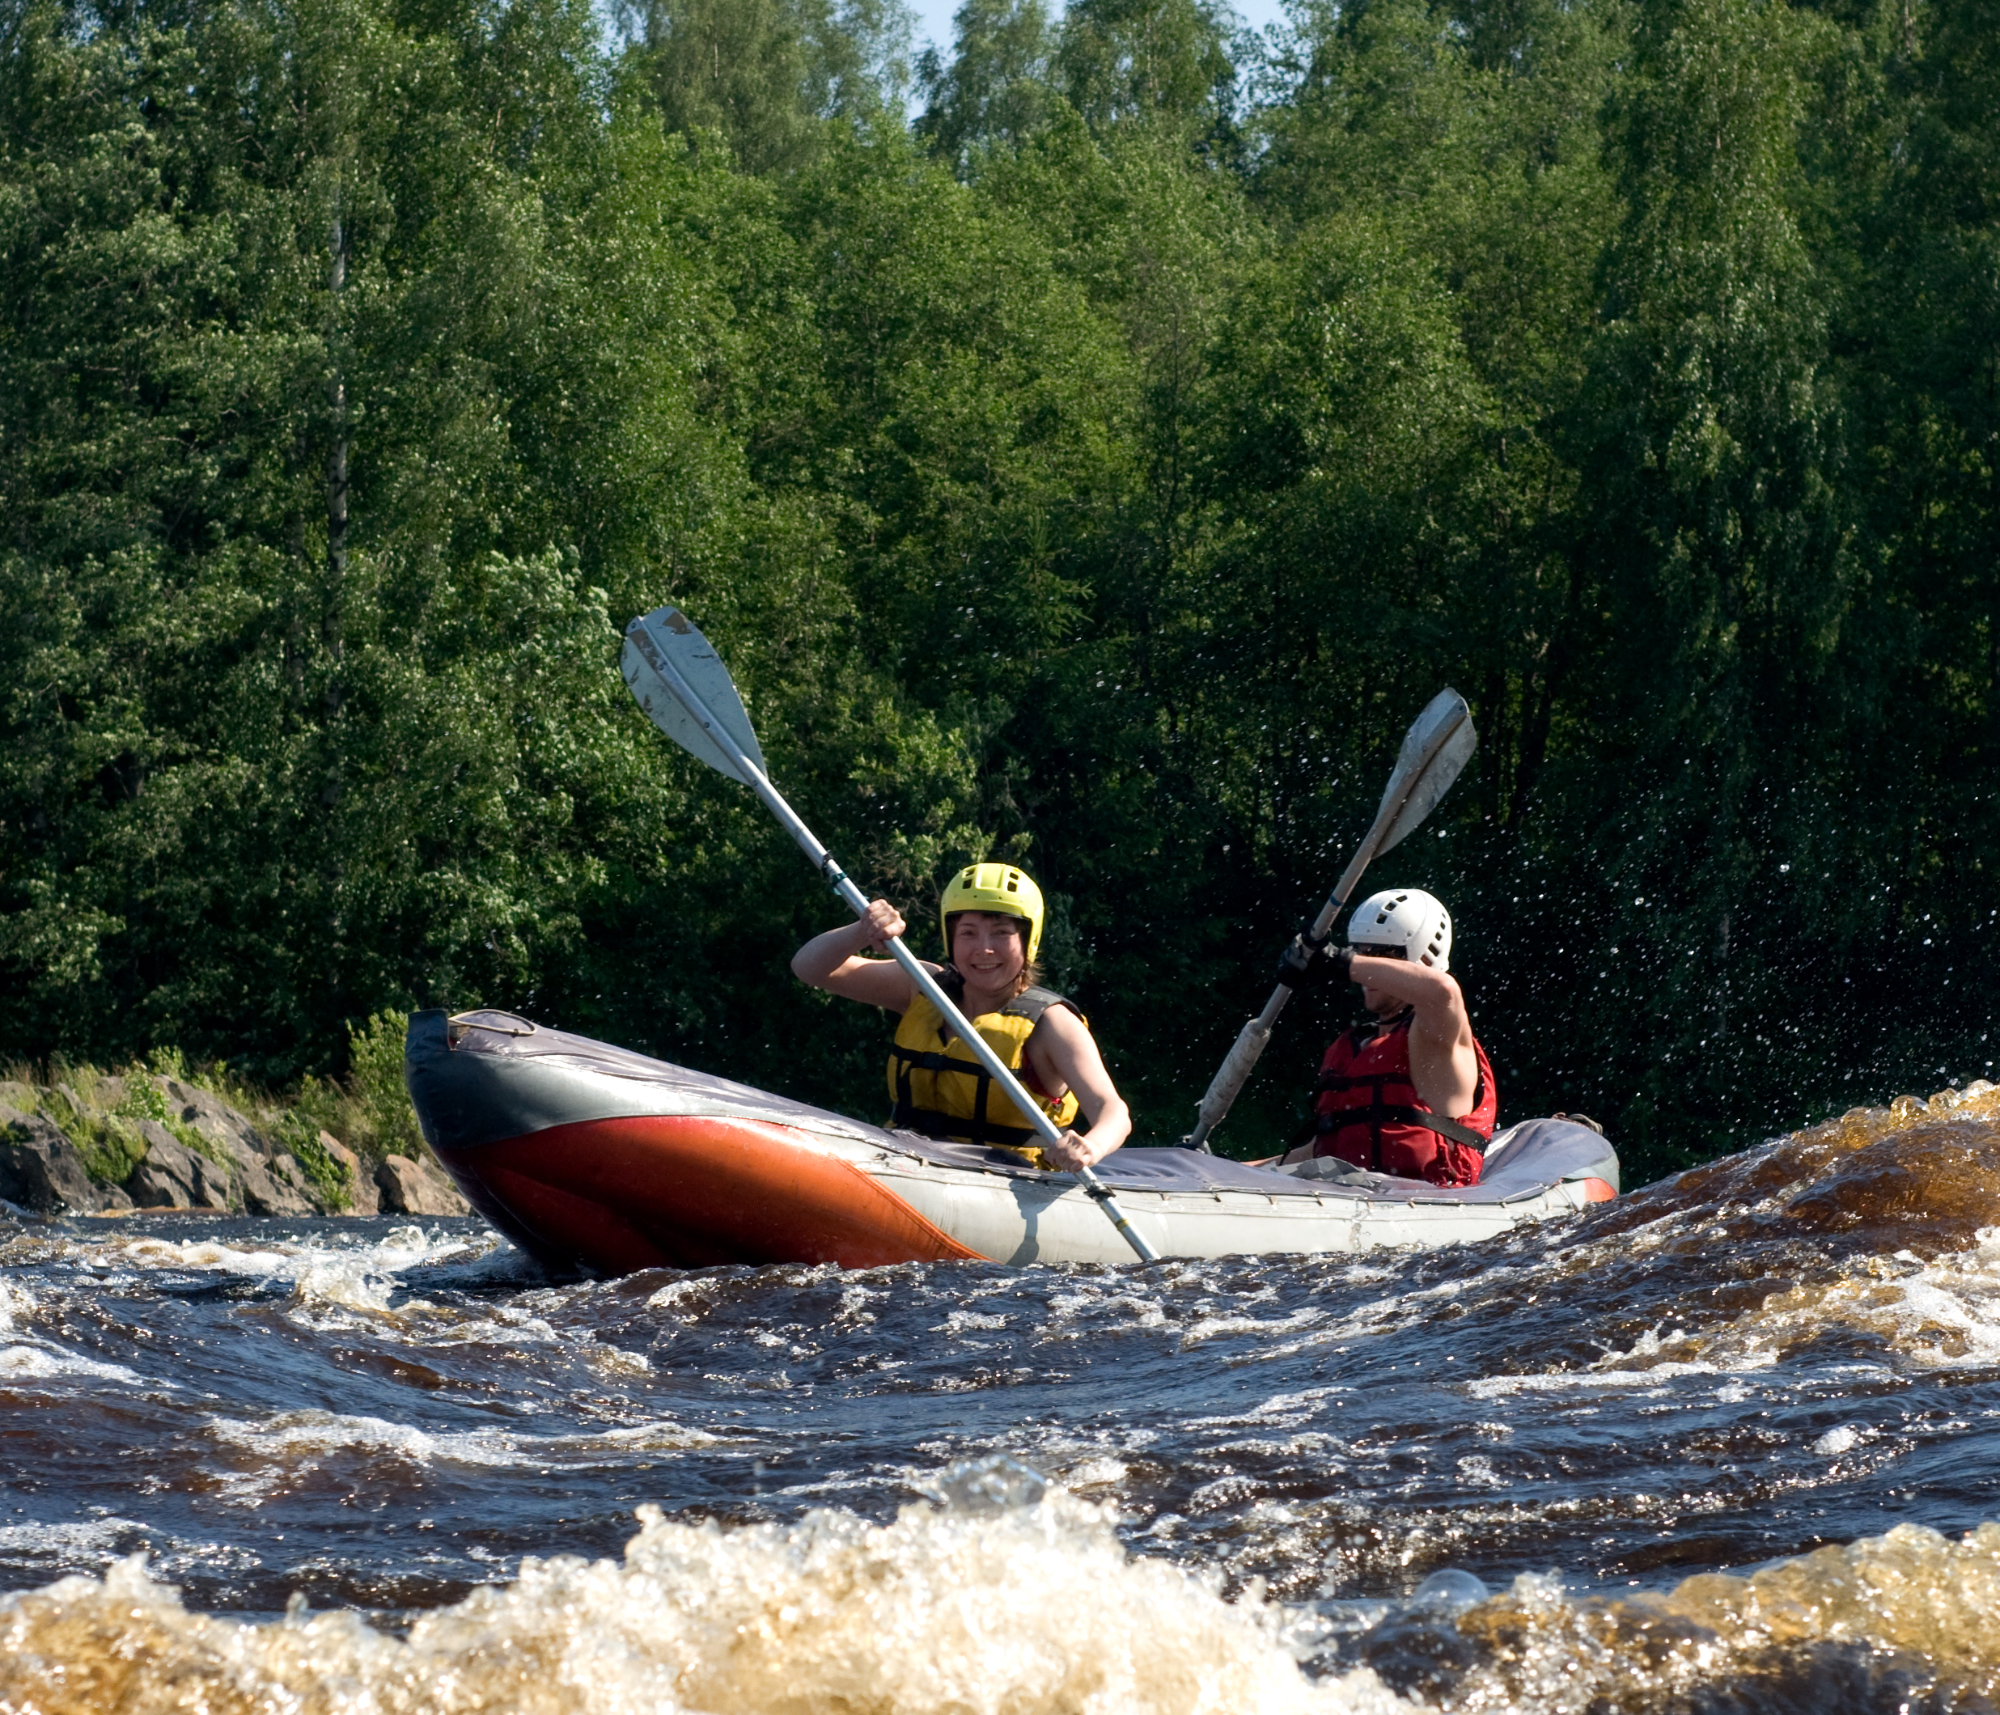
[
  {"xmin": 622, "ymin": 607, "xmax": 768, "ymax": 784},
  {"xmin": 1371, "ymin": 688, "xmax": 1476, "ymax": 857}
]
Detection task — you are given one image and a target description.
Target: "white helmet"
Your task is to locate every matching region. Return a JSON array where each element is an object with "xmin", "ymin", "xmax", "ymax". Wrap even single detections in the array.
[{"xmin": 1346, "ymin": 888, "xmax": 1451, "ymax": 972}]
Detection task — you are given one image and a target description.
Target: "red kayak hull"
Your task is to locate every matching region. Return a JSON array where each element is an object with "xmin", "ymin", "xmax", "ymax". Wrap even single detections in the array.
[{"xmin": 438, "ymin": 1113, "xmax": 980, "ymax": 1272}]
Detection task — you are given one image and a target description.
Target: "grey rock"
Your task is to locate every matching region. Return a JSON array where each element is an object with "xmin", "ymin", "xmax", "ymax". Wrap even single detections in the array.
[
  {"xmin": 316, "ymin": 1133, "xmax": 380, "ymax": 1215},
  {"xmin": 241, "ymin": 1153, "xmax": 314, "ymax": 1217},
  {"xmin": 125, "ymin": 1163, "xmax": 188, "ymax": 1208},
  {"xmin": 125, "ymin": 1122, "xmax": 189, "ymax": 1207},
  {"xmin": 125, "ymin": 1123, "xmax": 230, "ymax": 1210},
  {"xmin": 190, "ymin": 1161, "xmax": 233, "ymax": 1210},
  {"xmin": 0, "ymin": 1103, "xmax": 98, "ymax": 1215},
  {"xmin": 95, "ymin": 1182, "xmax": 135, "ymax": 1211},
  {"xmin": 375, "ymin": 1154, "xmax": 469, "ymax": 1217},
  {"xmin": 160, "ymin": 1077, "xmax": 272, "ymax": 1168}
]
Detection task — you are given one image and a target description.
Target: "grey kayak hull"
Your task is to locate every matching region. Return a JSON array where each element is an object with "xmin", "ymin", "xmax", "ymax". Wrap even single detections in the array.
[{"xmin": 406, "ymin": 1010, "xmax": 1620, "ymax": 1273}]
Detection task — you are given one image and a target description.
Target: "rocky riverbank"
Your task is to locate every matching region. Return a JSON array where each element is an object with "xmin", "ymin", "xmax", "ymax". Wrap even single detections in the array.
[{"xmin": 0, "ymin": 1065, "xmax": 466, "ymax": 1220}]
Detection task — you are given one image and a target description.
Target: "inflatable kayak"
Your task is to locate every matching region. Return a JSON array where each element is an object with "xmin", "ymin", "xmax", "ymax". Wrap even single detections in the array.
[{"xmin": 404, "ymin": 1010, "xmax": 1619, "ymax": 1273}]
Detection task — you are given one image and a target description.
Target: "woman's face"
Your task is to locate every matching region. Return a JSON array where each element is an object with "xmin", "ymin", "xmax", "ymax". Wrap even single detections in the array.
[{"xmin": 951, "ymin": 911, "xmax": 1027, "ymax": 989}]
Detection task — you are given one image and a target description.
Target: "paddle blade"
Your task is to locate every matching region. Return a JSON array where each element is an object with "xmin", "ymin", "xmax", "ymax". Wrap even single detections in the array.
[
  {"xmin": 621, "ymin": 607, "xmax": 768, "ymax": 784},
  {"xmin": 1371, "ymin": 688, "xmax": 1476, "ymax": 856}
]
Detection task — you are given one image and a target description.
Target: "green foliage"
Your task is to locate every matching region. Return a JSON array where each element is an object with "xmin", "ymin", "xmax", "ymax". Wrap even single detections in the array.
[
  {"xmin": 38, "ymin": 1076, "xmax": 148, "ymax": 1187},
  {"xmin": 272, "ymin": 1111, "xmax": 356, "ymax": 1210},
  {"xmin": 1053, "ymin": 0, "xmax": 1238, "ymax": 138},
  {"xmin": 916, "ymin": 0, "xmax": 1056, "ymax": 168},
  {"xmin": 145, "ymin": 1048, "xmax": 190, "ymax": 1084},
  {"xmin": 273, "ymin": 1013, "xmax": 421, "ymax": 1164},
  {"xmin": 346, "ymin": 1012, "xmax": 423, "ymax": 1159},
  {"xmin": 106, "ymin": 1073, "xmax": 224, "ymax": 1166},
  {"xmin": 8, "ymin": 1051, "xmax": 362, "ymax": 1197},
  {"xmin": 1, "ymin": 0, "xmax": 1995, "ymax": 1192},
  {"xmin": 623, "ymin": 0, "xmax": 913, "ymax": 173},
  {"xmin": 19, "ymin": 1061, "xmax": 210, "ymax": 1181}
]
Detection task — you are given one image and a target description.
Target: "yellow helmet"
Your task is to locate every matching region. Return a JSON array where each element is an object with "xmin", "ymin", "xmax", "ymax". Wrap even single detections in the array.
[{"xmin": 940, "ymin": 862, "xmax": 1045, "ymax": 962}]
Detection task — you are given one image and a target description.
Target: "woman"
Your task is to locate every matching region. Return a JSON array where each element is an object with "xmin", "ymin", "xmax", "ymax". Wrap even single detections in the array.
[{"xmin": 790, "ymin": 862, "xmax": 1130, "ymax": 1172}]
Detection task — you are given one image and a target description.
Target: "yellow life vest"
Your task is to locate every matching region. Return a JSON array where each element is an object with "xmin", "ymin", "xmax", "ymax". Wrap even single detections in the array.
[{"xmin": 887, "ymin": 979, "xmax": 1083, "ymax": 1155}]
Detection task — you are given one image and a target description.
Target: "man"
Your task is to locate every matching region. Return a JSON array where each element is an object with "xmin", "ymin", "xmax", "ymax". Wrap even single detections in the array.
[{"xmin": 1274, "ymin": 888, "xmax": 1497, "ymax": 1188}]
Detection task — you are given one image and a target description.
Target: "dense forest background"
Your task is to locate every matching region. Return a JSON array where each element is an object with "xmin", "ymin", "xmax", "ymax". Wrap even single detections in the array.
[{"xmin": 2, "ymin": 0, "xmax": 1995, "ymax": 1183}]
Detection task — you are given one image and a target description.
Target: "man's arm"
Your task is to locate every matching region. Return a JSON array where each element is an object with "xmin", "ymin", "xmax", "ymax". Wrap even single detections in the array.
[{"xmin": 1349, "ymin": 955, "xmax": 1480, "ymax": 1117}]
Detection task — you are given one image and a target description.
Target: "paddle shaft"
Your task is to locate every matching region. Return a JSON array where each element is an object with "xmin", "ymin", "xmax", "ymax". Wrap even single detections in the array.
[
  {"xmin": 626, "ymin": 628, "xmax": 1160, "ymax": 1265},
  {"xmin": 1183, "ymin": 712, "xmax": 1467, "ymax": 1154}
]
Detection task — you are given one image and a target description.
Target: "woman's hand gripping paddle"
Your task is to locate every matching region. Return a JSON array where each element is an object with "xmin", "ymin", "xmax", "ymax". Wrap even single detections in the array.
[
  {"xmin": 621, "ymin": 606, "xmax": 1162, "ymax": 1265},
  {"xmin": 1182, "ymin": 689, "xmax": 1477, "ymax": 1153}
]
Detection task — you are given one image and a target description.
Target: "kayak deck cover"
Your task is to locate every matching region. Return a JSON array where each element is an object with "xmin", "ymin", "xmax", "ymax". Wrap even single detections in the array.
[{"xmin": 406, "ymin": 1009, "xmax": 1619, "ymax": 1273}]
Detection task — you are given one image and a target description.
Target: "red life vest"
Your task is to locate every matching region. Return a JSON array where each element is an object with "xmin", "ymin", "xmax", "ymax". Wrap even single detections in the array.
[{"xmin": 1312, "ymin": 1016, "xmax": 1498, "ymax": 1188}]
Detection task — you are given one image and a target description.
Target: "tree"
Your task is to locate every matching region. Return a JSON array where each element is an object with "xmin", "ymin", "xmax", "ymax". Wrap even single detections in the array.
[
  {"xmin": 916, "ymin": 0, "xmax": 1058, "ymax": 170},
  {"xmin": 1055, "ymin": 0, "xmax": 1240, "ymax": 144},
  {"xmin": 620, "ymin": 0, "xmax": 913, "ymax": 174}
]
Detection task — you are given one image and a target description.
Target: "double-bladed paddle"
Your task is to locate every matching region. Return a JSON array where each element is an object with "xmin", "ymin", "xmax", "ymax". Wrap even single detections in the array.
[
  {"xmin": 621, "ymin": 606, "xmax": 1161, "ymax": 1265},
  {"xmin": 1183, "ymin": 689, "xmax": 1478, "ymax": 1153}
]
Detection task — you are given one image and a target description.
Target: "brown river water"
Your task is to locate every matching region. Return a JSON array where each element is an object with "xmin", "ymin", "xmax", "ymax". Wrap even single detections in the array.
[{"xmin": 4, "ymin": 1084, "xmax": 2000, "ymax": 1713}]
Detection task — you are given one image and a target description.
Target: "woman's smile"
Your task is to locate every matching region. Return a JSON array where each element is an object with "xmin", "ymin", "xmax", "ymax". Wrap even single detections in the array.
[{"xmin": 952, "ymin": 912, "xmax": 1026, "ymax": 990}]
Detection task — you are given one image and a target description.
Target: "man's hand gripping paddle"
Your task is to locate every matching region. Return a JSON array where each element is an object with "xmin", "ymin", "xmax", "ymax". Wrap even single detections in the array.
[
  {"xmin": 622, "ymin": 606, "xmax": 1161, "ymax": 1265},
  {"xmin": 1182, "ymin": 689, "xmax": 1477, "ymax": 1153}
]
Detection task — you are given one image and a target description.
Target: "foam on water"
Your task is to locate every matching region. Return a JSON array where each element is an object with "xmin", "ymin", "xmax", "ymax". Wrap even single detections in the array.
[
  {"xmin": 0, "ymin": 1519, "xmax": 151, "ymax": 1558},
  {"xmin": 202, "ymin": 1406, "xmax": 733, "ymax": 1505},
  {"xmin": 6, "ymin": 1488, "xmax": 2000, "ymax": 1715},
  {"xmin": 1441, "ymin": 1520, "xmax": 2000, "ymax": 1711},
  {"xmin": 113, "ymin": 1223, "xmax": 464, "ymax": 1280},
  {"xmin": 0, "ymin": 1343, "xmax": 146, "ymax": 1383},
  {"xmin": 101, "ymin": 1226, "xmax": 581, "ymax": 1356},
  {"xmin": 0, "ymin": 1488, "xmax": 1409, "ymax": 1715},
  {"xmin": 0, "ymin": 1263, "xmax": 150, "ymax": 1387},
  {"xmin": 0, "ymin": 1274, "xmax": 32, "ymax": 1327},
  {"xmin": 204, "ymin": 1409, "xmax": 530, "ymax": 1496}
]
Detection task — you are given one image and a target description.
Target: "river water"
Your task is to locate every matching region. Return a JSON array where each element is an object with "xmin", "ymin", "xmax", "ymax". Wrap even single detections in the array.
[{"xmin": 5, "ymin": 1084, "xmax": 2000, "ymax": 1713}]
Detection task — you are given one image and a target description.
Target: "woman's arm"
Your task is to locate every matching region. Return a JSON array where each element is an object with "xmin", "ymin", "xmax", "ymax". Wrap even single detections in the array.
[
  {"xmin": 790, "ymin": 899, "xmax": 923, "ymax": 1012},
  {"xmin": 1025, "ymin": 1007, "xmax": 1132, "ymax": 1171}
]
